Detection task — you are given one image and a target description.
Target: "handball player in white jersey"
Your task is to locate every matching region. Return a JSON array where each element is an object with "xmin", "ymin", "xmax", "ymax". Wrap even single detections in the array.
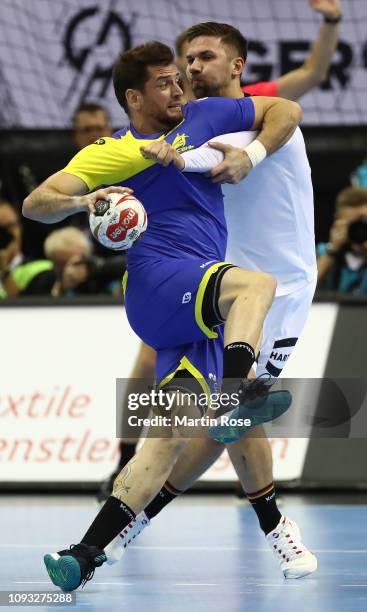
[
  {"xmin": 105, "ymin": 22, "xmax": 320, "ymax": 579},
  {"xmin": 184, "ymin": 126, "xmax": 317, "ymax": 379}
]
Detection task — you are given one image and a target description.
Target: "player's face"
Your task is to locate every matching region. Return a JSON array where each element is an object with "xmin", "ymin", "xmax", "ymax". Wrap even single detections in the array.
[
  {"xmin": 74, "ymin": 111, "xmax": 112, "ymax": 149},
  {"xmin": 141, "ymin": 65, "xmax": 184, "ymax": 130},
  {"xmin": 186, "ymin": 36, "xmax": 238, "ymax": 98}
]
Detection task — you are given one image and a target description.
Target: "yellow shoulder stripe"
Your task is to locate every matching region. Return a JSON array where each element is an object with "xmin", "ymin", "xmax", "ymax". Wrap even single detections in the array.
[
  {"xmin": 62, "ymin": 134, "xmax": 157, "ymax": 191},
  {"xmin": 62, "ymin": 121, "xmax": 186, "ymax": 192}
]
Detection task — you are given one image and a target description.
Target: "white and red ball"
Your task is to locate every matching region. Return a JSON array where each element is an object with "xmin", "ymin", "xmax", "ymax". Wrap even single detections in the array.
[{"xmin": 89, "ymin": 192, "xmax": 147, "ymax": 250}]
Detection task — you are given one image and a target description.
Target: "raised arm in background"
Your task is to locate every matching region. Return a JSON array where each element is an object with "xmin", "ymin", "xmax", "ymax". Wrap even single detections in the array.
[{"xmin": 275, "ymin": 0, "xmax": 342, "ymax": 100}]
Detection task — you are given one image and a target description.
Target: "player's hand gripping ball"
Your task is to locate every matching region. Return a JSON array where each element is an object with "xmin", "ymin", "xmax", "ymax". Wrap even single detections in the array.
[{"xmin": 89, "ymin": 192, "xmax": 148, "ymax": 250}]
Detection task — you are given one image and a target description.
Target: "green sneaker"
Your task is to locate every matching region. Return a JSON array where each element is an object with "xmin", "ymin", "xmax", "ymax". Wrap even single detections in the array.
[
  {"xmin": 44, "ymin": 543, "xmax": 106, "ymax": 592},
  {"xmin": 209, "ymin": 377, "xmax": 291, "ymax": 443}
]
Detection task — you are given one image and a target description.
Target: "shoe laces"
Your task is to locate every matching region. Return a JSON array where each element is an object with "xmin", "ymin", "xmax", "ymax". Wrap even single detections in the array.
[
  {"xmin": 269, "ymin": 521, "xmax": 306, "ymax": 563},
  {"xmin": 68, "ymin": 543, "xmax": 106, "ymax": 588},
  {"xmin": 239, "ymin": 374, "xmax": 274, "ymax": 402}
]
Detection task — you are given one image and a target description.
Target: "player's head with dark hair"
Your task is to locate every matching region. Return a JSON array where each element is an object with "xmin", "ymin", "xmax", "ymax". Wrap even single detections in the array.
[
  {"xmin": 176, "ymin": 22, "xmax": 247, "ymax": 99},
  {"xmin": 113, "ymin": 41, "xmax": 183, "ymax": 131},
  {"xmin": 73, "ymin": 102, "xmax": 112, "ymax": 150},
  {"xmin": 180, "ymin": 22, "xmax": 248, "ymax": 62},
  {"xmin": 113, "ymin": 41, "xmax": 175, "ymax": 113}
]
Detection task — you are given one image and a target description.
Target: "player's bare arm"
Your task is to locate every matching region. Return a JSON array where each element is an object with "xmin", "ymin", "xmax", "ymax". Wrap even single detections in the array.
[
  {"xmin": 22, "ymin": 171, "xmax": 132, "ymax": 224},
  {"xmin": 276, "ymin": 0, "xmax": 341, "ymax": 100},
  {"xmin": 208, "ymin": 96, "xmax": 302, "ymax": 184}
]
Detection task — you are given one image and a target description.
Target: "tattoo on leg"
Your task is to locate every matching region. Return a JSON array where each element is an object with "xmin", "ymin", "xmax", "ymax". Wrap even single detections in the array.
[{"xmin": 112, "ymin": 457, "xmax": 136, "ymax": 500}]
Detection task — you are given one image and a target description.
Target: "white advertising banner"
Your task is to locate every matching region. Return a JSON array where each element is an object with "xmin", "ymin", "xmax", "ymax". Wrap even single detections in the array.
[
  {"xmin": 1, "ymin": 306, "xmax": 139, "ymax": 482},
  {"xmin": 0, "ymin": 302, "xmax": 338, "ymax": 484},
  {"xmin": 0, "ymin": 0, "xmax": 366, "ymax": 127}
]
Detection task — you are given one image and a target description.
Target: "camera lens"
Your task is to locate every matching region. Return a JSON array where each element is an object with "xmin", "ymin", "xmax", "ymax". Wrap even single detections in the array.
[
  {"xmin": 348, "ymin": 220, "xmax": 367, "ymax": 244},
  {"xmin": 0, "ymin": 226, "xmax": 13, "ymax": 250}
]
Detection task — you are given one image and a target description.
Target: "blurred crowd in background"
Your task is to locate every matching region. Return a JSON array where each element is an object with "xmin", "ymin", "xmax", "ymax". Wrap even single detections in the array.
[
  {"xmin": 1, "ymin": 100, "xmax": 366, "ymax": 299},
  {"xmin": 0, "ymin": 103, "xmax": 127, "ymax": 299},
  {"xmin": 0, "ymin": 0, "xmax": 366, "ymax": 299}
]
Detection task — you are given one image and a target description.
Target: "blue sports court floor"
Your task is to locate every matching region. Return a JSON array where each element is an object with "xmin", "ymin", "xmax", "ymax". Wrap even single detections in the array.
[{"xmin": 1, "ymin": 493, "xmax": 367, "ymax": 612}]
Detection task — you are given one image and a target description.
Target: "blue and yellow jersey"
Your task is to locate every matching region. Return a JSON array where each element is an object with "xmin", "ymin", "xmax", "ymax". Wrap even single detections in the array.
[{"xmin": 63, "ymin": 97, "xmax": 255, "ymax": 265}]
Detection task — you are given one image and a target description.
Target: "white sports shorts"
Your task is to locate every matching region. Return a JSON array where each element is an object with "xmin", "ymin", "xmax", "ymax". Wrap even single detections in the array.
[{"xmin": 257, "ymin": 278, "xmax": 317, "ymax": 378}]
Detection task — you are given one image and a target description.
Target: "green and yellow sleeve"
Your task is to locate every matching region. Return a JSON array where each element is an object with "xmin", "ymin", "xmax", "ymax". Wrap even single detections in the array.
[{"xmin": 62, "ymin": 135, "xmax": 157, "ymax": 192}]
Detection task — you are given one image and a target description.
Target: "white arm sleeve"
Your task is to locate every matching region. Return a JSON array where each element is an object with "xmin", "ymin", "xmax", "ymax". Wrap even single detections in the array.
[{"xmin": 182, "ymin": 131, "xmax": 258, "ymax": 173}]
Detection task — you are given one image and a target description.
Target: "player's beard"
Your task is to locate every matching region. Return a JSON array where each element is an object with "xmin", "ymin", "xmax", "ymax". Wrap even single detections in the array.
[
  {"xmin": 153, "ymin": 107, "xmax": 184, "ymax": 131},
  {"xmin": 167, "ymin": 108, "xmax": 184, "ymax": 129},
  {"xmin": 191, "ymin": 79, "xmax": 221, "ymax": 99}
]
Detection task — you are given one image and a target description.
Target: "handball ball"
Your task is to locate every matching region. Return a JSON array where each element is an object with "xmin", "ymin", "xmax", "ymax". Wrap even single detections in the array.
[{"xmin": 89, "ymin": 192, "xmax": 148, "ymax": 250}]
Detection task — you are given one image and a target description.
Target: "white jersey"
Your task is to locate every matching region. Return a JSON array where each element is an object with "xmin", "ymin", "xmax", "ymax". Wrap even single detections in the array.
[{"xmin": 183, "ymin": 128, "xmax": 317, "ymax": 296}]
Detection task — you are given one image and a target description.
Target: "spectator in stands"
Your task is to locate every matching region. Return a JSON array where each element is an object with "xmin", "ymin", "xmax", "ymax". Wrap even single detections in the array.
[
  {"xmin": 317, "ymin": 187, "xmax": 367, "ymax": 293},
  {"xmin": 0, "ymin": 200, "xmax": 54, "ymax": 297},
  {"xmin": 70, "ymin": 103, "xmax": 118, "ymax": 260},
  {"xmin": 73, "ymin": 102, "xmax": 113, "ymax": 149},
  {"xmin": 10, "ymin": 102, "xmax": 114, "ymax": 260},
  {"xmin": 44, "ymin": 227, "xmax": 126, "ymax": 297}
]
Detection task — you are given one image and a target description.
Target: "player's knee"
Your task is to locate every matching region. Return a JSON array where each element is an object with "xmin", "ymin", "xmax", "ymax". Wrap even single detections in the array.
[
  {"xmin": 252, "ymin": 272, "xmax": 277, "ymax": 304},
  {"xmin": 219, "ymin": 269, "xmax": 276, "ymax": 319},
  {"xmin": 154, "ymin": 437, "xmax": 188, "ymax": 464},
  {"xmin": 236, "ymin": 271, "xmax": 276, "ymax": 310}
]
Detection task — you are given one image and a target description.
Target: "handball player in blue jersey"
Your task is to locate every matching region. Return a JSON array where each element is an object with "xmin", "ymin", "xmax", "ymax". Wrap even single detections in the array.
[{"xmin": 23, "ymin": 41, "xmax": 301, "ymax": 591}]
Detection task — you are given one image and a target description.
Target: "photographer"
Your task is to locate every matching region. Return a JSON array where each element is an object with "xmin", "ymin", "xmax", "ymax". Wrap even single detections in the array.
[
  {"xmin": 317, "ymin": 187, "xmax": 367, "ymax": 293},
  {"xmin": 0, "ymin": 200, "xmax": 54, "ymax": 298},
  {"xmin": 44, "ymin": 227, "xmax": 126, "ymax": 297}
]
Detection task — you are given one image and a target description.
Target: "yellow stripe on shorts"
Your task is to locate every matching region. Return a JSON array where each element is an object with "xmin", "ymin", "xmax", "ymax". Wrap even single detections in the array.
[
  {"xmin": 158, "ymin": 355, "xmax": 211, "ymax": 401},
  {"xmin": 195, "ymin": 261, "xmax": 230, "ymax": 339}
]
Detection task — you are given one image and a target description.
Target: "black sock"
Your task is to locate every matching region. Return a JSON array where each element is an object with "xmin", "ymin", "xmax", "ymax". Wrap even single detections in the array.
[
  {"xmin": 223, "ymin": 342, "xmax": 255, "ymax": 380},
  {"xmin": 81, "ymin": 496, "xmax": 136, "ymax": 550},
  {"xmin": 117, "ymin": 442, "xmax": 136, "ymax": 471},
  {"xmin": 144, "ymin": 481, "xmax": 182, "ymax": 520},
  {"xmin": 247, "ymin": 483, "xmax": 282, "ymax": 535}
]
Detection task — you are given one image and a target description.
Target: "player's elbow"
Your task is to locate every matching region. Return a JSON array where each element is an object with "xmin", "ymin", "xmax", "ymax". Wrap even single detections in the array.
[
  {"xmin": 288, "ymin": 100, "xmax": 303, "ymax": 126},
  {"xmin": 273, "ymin": 98, "xmax": 303, "ymax": 127},
  {"xmin": 22, "ymin": 190, "xmax": 44, "ymax": 222},
  {"xmin": 22, "ymin": 193, "xmax": 36, "ymax": 220}
]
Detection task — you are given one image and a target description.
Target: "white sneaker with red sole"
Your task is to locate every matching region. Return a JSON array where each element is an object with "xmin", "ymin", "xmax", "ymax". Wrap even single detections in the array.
[{"xmin": 266, "ymin": 515, "xmax": 317, "ymax": 579}]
